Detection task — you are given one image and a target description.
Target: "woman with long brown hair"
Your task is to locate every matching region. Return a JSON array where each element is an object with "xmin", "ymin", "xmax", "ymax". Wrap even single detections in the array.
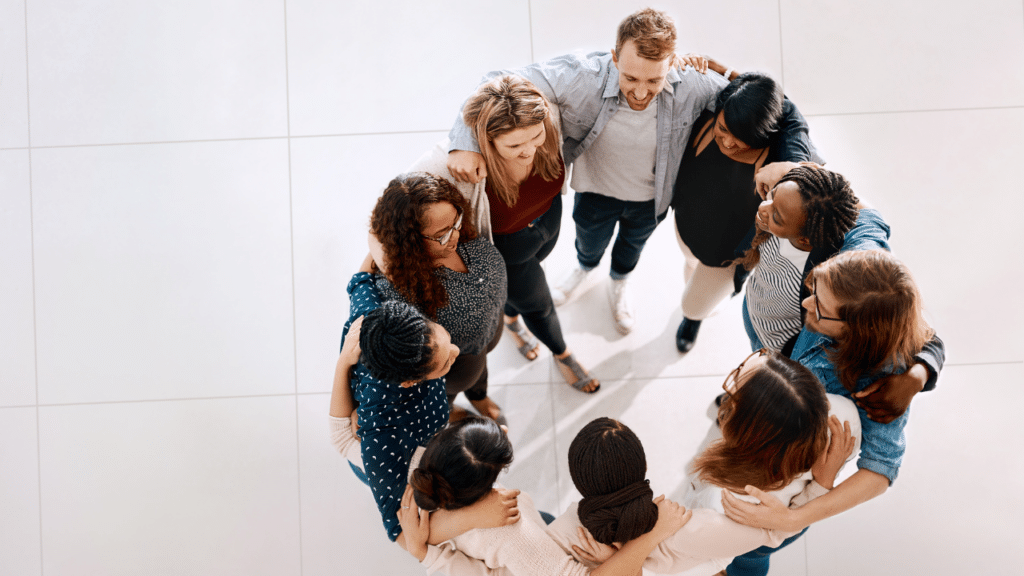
[
  {"xmin": 370, "ymin": 172, "xmax": 507, "ymax": 422},
  {"xmin": 468, "ymin": 75, "xmax": 597, "ymax": 393},
  {"xmin": 722, "ymin": 250, "xmax": 933, "ymax": 576},
  {"xmin": 545, "ymin": 372, "xmax": 858, "ymax": 576}
]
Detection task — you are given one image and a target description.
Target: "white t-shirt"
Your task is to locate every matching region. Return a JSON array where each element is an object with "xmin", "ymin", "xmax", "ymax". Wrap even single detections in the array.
[{"xmin": 571, "ymin": 94, "xmax": 658, "ymax": 202}]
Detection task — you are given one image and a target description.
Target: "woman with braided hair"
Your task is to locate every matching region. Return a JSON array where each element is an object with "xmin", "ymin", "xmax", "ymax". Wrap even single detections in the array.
[
  {"xmin": 738, "ymin": 163, "xmax": 861, "ymax": 353},
  {"xmin": 741, "ymin": 162, "xmax": 945, "ymax": 426},
  {"xmin": 331, "ymin": 254, "xmax": 520, "ymax": 546},
  {"xmin": 369, "ymin": 172, "xmax": 508, "ymax": 424},
  {"xmin": 396, "ymin": 416, "xmax": 693, "ymax": 576},
  {"xmin": 545, "ymin": 358, "xmax": 859, "ymax": 576}
]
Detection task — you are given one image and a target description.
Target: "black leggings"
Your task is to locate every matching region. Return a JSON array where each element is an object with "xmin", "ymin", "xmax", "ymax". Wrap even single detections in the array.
[
  {"xmin": 445, "ymin": 319, "xmax": 503, "ymax": 403},
  {"xmin": 491, "ymin": 195, "xmax": 567, "ymax": 356}
]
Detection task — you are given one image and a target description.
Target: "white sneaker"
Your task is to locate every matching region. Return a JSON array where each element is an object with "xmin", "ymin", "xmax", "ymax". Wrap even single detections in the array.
[
  {"xmin": 550, "ymin": 266, "xmax": 590, "ymax": 306},
  {"xmin": 608, "ymin": 278, "xmax": 634, "ymax": 334}
]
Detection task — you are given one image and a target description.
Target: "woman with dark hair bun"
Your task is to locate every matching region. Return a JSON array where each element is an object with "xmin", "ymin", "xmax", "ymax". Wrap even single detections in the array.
[
  {"xmin": 568, "ymin": 417, "xmax": 659, "ymax": 546},
  {"xmin": 544, "ymin": 353, "xmax": 859, "ymax": 576},
  {"xmin": 370, "ymin": 171, "xmax": 508, "ymax": 424},
  {"xmin": 397, "ymin": 416, "xmax": 693, "ymax": 576},
  {"xmin": 671, "ymin": 72, "xmax": 818, "ymax": 354}
]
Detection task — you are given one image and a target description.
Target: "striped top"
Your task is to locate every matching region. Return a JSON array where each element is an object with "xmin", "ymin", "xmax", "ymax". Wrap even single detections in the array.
[{"xmin": 745, "ymin": 235, "xmax": 810, "ymax": 351}]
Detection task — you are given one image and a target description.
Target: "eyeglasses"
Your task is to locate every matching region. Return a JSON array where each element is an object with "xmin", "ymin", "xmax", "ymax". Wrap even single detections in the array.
[
  {"xmin": 422, "ymin": 208, "xmax": 463, "ymax": 245},
  {"xmin": 722, "ymin": 348, "xmax": 768, "ymax": 398},
  {"xmin": 812, "ymin": 277, "xmax": 844, "ymax": 323}
]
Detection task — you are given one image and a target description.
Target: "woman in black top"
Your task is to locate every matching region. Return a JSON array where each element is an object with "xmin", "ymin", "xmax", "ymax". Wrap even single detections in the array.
[{"xmin": 671, "ymin": 73, "xmax": 815, "ymax": 353}]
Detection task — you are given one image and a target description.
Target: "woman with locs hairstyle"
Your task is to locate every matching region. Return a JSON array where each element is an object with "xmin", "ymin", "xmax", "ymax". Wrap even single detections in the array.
[
  {"xmin": 404, "ymin": 74, "xmax": 600, "ymax": 394},
  {"xmin": 369, "ymin": 172, "xmax": 508, "ymax": 424},
  {"xmin": 543, "ymin": 355, "xmax": 859, "ymax": 576},
  {"xmin": 396, "ymin": 416, "xmax": 692, "ymax": 576}
]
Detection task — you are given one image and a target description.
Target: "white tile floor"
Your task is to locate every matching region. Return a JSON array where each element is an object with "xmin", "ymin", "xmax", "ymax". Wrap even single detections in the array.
[{"xmin": 0, "ymin": 1, "xmax": 1021, "ymax": 575}]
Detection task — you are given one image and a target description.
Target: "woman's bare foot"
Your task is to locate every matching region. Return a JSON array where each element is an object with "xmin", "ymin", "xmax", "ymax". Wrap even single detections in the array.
[
  {"xmin": 504, "ymin": 315, "xmax": 540, "ymax": 361},
  {"xmin": 554, "ymin": 351, "xmax": 600, "ymax": 393},
  {"xmin": 469, "ymin": 396, "xmax": 504, "ymax": 423},
  {"xmin": 449, "ymin": 405, "xmax": 470, "ymax": 423}
]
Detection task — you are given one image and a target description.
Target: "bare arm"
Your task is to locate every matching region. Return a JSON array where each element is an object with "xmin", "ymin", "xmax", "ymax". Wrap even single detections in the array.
[
  {"xmin": 426, "ymin": 488, "xmax": 522, "ymax": 545},
  {"xmin": 722, "ymin": 468, "xmax": 889, "ymax": 533},
  {"xmin": 328, "ymin": 317, "xmax": 363, "ymax": 418}
]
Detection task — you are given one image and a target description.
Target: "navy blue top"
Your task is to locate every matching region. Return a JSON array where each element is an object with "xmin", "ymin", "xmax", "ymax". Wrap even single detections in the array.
[{"xmin": 342, "ymin": 272, "xmax": 450, "ymax": 541}]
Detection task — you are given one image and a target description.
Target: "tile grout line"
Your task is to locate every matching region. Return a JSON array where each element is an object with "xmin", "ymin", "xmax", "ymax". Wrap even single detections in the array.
[
  {"xmin": 777, "ymin": 0, "xmax": 785, "ymax": 88},
  {"xmin": 0, "ymin": 357, "xmax": 1013, "ymax": 410},
  {"xmin": 5, "ymin": 101, "xmax": 1024, "ymax": 153},
  {"xmin": 804, "ymin": 104, "xmax": 1024, "ymax": 118},
  {"xmin": 23, "ymin": 0, "xmax": 46, "ymax": 572},
  {"xmin": 281, "ymin": 1, "xmax": 305, "ymax": 572},
  {"xmin": 527, "ymin": 0, "xmax": 535, "ymax": 63},
  {"xmin": 0, "ymin": 129, "xmax": 450, "ymax": 151}
]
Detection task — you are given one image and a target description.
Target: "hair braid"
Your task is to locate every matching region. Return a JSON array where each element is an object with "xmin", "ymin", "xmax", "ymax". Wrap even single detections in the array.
[
  {"xmin": 785, "ymin": 167, "xmax": 859, "ymax": 249},
  {"xmin": 358, "ymin": 300, "xmax": 434, "ymax": 384},
  {"xmin": 569, "ymin": 418, "xmax": 658, "ymax": 545},
  {"xmin": 737, "ymin": 165, "xmax": 859, "ymax": 269}
]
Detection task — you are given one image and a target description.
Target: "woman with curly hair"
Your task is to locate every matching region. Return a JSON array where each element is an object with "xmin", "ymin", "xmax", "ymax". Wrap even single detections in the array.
[
  {"xmin": 405, "ymin": 74, "xmax": 598, "ymax": 393},
  {"xmin": 370, "ymin": 172, "xmax": 508, "ymax": 423}
]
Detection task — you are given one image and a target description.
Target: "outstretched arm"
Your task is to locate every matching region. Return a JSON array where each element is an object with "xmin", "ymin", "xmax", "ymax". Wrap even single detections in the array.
[{"xmin": 722, "ymin": 468, "xmax": 888, "ymax": 533}]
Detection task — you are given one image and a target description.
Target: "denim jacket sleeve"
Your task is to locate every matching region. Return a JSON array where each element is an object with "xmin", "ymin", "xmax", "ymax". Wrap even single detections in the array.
[{"xmin": 448, "ymin": 52, "xmax": 611, "ymax": 154}]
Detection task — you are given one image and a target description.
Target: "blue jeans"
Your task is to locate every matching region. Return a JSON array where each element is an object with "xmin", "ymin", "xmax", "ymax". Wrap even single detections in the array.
[
  {"xmin": 573, "ymin": 192, "xmax": 665, "ymax": 279},
  {"xmin": 726, "ymin": 527, "xmax": 808, "ymax": 576},
  {"xmin": 742, "ymin": 296, "xmax": 764, "ymax": 351}
]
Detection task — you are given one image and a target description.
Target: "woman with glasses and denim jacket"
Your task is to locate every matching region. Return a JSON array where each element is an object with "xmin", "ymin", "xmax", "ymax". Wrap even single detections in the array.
[
  {"xmin": 721, "ymin": 249, "xmax": 933, "ymax": 576},
  {"xmin": 368, "ymin": 172, "xmax": 509, "ymax": 424}
]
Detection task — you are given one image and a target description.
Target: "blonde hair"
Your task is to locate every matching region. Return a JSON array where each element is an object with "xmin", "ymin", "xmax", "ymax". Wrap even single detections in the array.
[
  {"xmin": 615, "ymin": 8, "xmax": 677, "ymax": 61},
  {"xmin": 462, "ymin": 75, "xmax": 563, "ymax": 206}
]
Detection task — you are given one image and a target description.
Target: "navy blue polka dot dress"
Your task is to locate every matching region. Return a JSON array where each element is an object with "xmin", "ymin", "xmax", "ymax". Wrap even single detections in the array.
[{"xmin": 342, "ymin": 272, "xmax": 449, "ymax": 541}]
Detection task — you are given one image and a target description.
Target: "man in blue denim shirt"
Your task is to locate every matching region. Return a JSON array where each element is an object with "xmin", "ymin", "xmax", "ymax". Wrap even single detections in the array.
[{"xmin": 448, "ymin": 8, "xmax": 817, "ymax": 334}]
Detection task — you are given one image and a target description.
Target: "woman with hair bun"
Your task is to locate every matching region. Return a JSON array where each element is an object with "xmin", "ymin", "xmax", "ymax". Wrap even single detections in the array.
[
  {"xmin": 397, "ymin": 416, "xmax": 692, "ymax": 576},
  {"xmin": 545, "ymin": 353, "xmax": 859, "ymax": 576}
]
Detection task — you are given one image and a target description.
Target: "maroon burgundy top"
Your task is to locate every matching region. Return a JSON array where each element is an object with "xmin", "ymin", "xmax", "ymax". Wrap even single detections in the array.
[{"xmin": 487, "ymin": 160, "xmax": 566, "ymax": 235}]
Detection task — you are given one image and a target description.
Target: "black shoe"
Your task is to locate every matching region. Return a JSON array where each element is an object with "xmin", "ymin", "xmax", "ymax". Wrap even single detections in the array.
[{"xmin": 675, "ymin": 318, "xmax": 702, "ymax": 353}]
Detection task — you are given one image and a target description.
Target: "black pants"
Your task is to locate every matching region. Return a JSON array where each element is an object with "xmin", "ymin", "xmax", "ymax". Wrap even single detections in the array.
[
  {"xmin": 445, "ymin": 319, "xmax": 503, "ymax": 403},
  {"xmin": 491, "ymin": 195, "xmax": 567, "ymax": 356}
]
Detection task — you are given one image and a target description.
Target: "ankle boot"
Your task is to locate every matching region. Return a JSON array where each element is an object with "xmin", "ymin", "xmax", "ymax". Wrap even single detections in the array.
[{"xmin": 675, "ymin": 318, "xmax": 702, "ymax": 353}]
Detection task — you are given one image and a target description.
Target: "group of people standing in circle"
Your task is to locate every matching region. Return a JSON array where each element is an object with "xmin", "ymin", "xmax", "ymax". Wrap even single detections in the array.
[{"xmin": 329, "ymin": 7, "xmax": 946, "ymax": 576}]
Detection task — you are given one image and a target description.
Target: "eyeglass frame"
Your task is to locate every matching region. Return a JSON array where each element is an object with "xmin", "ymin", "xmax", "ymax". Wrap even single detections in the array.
[
  {"xmin": 421, "ymin": 207, "xmax": 464, "ymax": 245},
  {"xmin": 722, "ymin": 348, "xmax": 769, "ymax": 398},
  {"xmin": 811, "ymin": 276, "xmax": 844, "ymax": 323}
]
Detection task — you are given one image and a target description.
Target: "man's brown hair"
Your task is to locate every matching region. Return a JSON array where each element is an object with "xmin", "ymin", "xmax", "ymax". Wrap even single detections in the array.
[{"xmin": 615, "ymin": 7, "xmax": 677, "ymax": 61}]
